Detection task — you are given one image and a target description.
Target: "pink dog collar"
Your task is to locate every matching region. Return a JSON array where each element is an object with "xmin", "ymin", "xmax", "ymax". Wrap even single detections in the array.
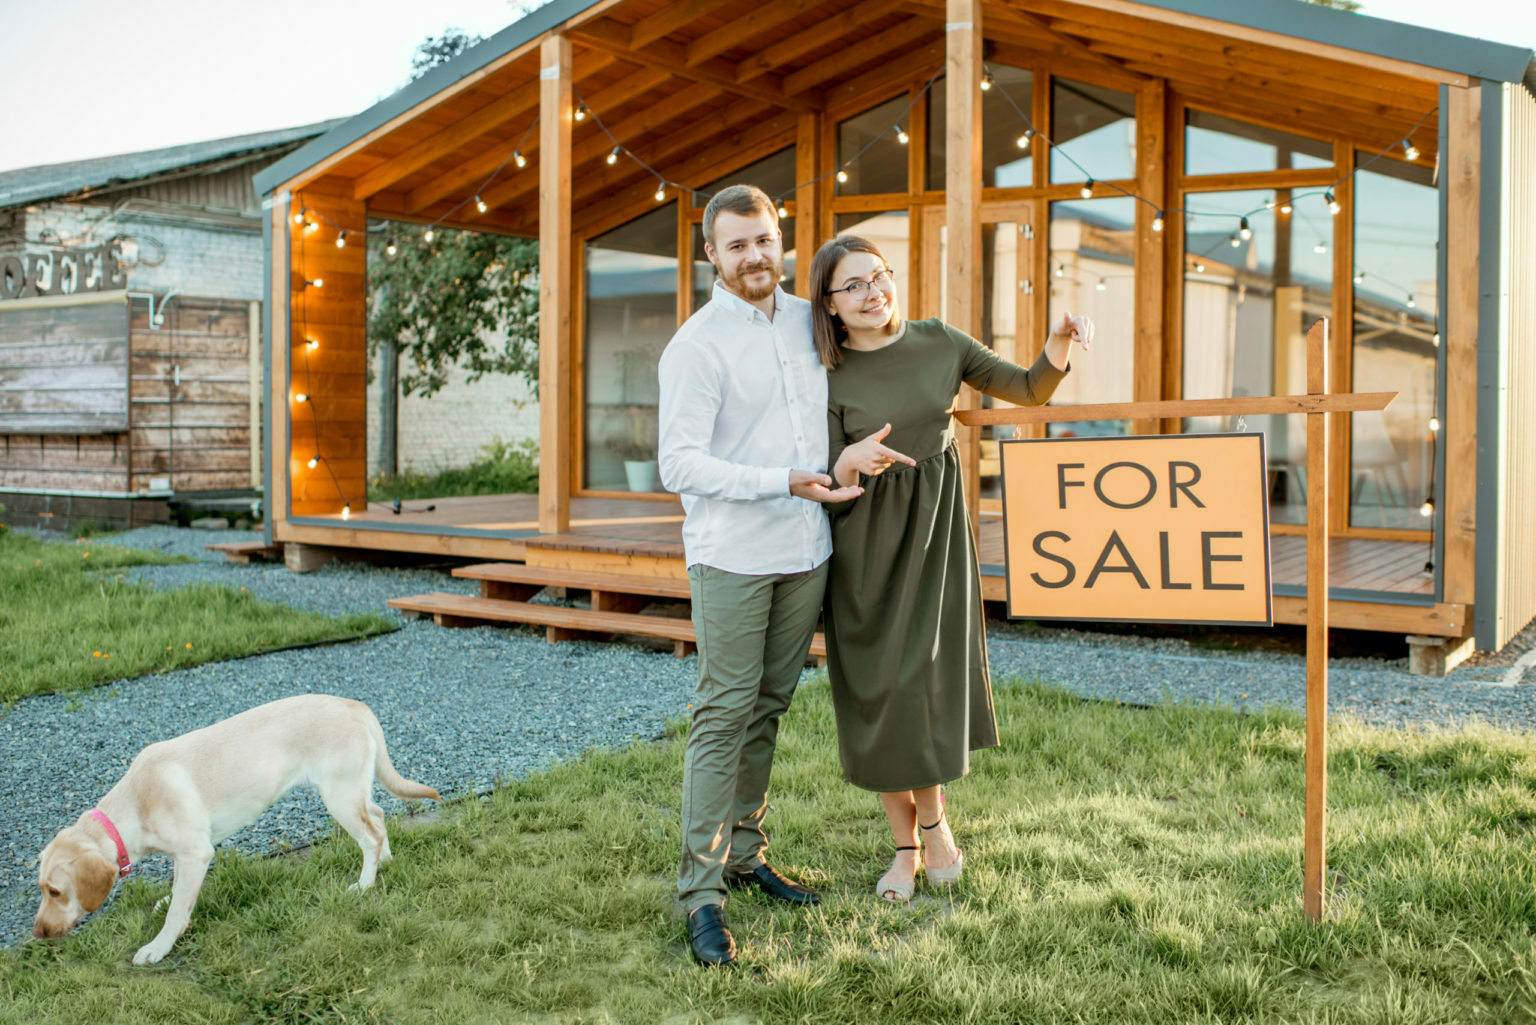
[{"xmin": 87, "ymin": 809, "xmax": 132, "ymax": 878}]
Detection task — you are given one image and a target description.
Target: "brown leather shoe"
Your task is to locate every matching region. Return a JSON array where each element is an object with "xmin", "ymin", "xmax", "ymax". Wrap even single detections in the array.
[{"xmin": 687, "ymin": 904, "xmax": 737, "ymax": 966}]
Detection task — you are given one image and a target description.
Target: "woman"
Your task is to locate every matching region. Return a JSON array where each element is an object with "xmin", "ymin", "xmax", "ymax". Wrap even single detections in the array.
[{"xmin": 810, "ymin": 235, "xmax": 1092, "ymax": 902}]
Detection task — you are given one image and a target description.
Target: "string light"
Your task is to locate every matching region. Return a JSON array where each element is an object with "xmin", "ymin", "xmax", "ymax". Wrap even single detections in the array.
[
  {"xmin": 1419, "ymin": 499, "xmax": 1434, "ymax": 518},
  {"xmin": 334, "ymin": 231, "xmax": 347, "ymax": 249},
  {"xmin": 306, "ymin": 338, "xmax": 319, "ymax": 351},
  {"xmin": 1229, "ymin": 234, "xmax": 1242, "ymax": 248},
  {"xmin": 1433, "ymin": 333, "xmax": 1441, "ymax": 347},
  {"xmin": 1279, "ymin": 202, "xmax": 1293, "ymax": 215},
  {"xmin": 514, "ymin": 151, "xmax": 527, "ymax": 169},
  {"xmin": 385, "ymin": 238, "xmax": 397, "ymax": 257},
  {"xmin": 1080, "ymin": 180, "xmax": 1094, "ymax": 199},
  {"xmin": 306, "ymin": 277, "xmax": 323, "ymax": 288},
  {"xmin": 1194, "ymin": 262, "xmax": 1206, "ymax": 273},
  {"xmin": 1313, "ymin": 241, "xmax": 1328, "ymax": 254},
  {"xmin": 895, "ymin": 126, "xmax": 909, "ymax": 144},
  {"xmin": 573, "ymin": 103, "xmax": 587, "ymax": 122},
  {"xmin": 606, "ymin": 147, "xmax": 621, "ymax": 165},
  {"xmin": 341, "ymin": 503, "xmax": 351, "ymax": 521},
  {"xmin": 1152, "ymin": 211, "xmax": 1164, "ymax": 232},
  {"xmin": 1403, "ymin": 139, "xmax": 1419, "ymax": 161},
  {"xmin": 1428, "ymin": 417, "xmax": 1440, "ymax": 432},
  {"xmin": 654, "ymin": 181, "xmax": 667, "ymax": 202},
  {"xmin": 1354, "ymin": 270, "xmax": 1365, "ymax": 284},
  {"xmin": 1264, "ymin": 198, "xmax": 1277, "ymax": 211},
  {"xmin": 1096, "ymin": 277, "xmax": 1107, "ymax": 291},
  {"xmin": 307, "ymin": 457, "xmax": 318, "ymax": 469},
  {"xmin": 1016, "ymin": 128, "xmax": 1034, "ymax": 148},
  {"xmin": 304, "ymin": 218, "xmax": 319, "ymax": 234},
  {"xmin": 294, "ymin": 392, "xmax": 309, "ymax": 403},
  {"xmin": 836, "ymin": 168, "xmax": 849, "ymax": 183},
  {"xmin": 1239, "ymin": 217, "xmax": 1252, "ymax": 241},
  {"xmin": 1326, "ymin": 191, "xmax": 1340, "ymax": 215},
  {"xmin": 1406, "ymin": 295, "xmax": 1416, "ymax": 308},
  {"xmin": 423, "ymin": 227, "xmax": 434, "ymax": 243},
  {"xmin": 1054, "ymin": 263, "xmax": 1064, "ymax": 278},
  {"xmin": 293, "ymin": 207, "xmax": 307, "ymax": 225},
  {"xmin": 475, "ymin": 195, "xmax": 488, "ymax": 213},
  {"xmin": 777, "ymin": 202, "xmax": 789, "ymax": 219},
  {"xmin": 980, "ymin": 70, "xmax": 994, "ymax": 91}
]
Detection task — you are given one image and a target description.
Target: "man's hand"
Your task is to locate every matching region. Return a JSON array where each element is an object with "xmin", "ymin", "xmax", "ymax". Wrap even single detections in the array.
[
  {"xmin": 789, "ymin": 469, "xmax": 864, "ymax": 504},
  {"xmin": 833, "ymin": 423, "xmax": 916, "ymax": 485}
]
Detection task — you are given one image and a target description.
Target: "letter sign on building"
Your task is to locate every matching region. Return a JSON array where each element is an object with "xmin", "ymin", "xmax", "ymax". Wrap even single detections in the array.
[{"xmin": 1000, "ymin": 433, "xmax": 1272, "ymax": 625}]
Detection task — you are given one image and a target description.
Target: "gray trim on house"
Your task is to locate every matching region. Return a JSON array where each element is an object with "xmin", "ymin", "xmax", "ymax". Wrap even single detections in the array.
[
  {"xmin": 251, "ymin": 0, "xmax": 595, "ymax": 197},
  {"xmin": 1474, "ymin": 79, "xmax": 1506, "ymax": 648},
  {"xmin": 262, "ymin": 197, "xmax": 275, "ymax": 548},
  {"xmin": 251, "ymin": 0, "xmax": 1536, "ymax": 198},
  {"xmin": 1, "ymin": 122, "xmax": 343, "ymax": 210},
  {"xmin": 1433, "ymin": 82, "xmax": 1450, "ymax": 603}
]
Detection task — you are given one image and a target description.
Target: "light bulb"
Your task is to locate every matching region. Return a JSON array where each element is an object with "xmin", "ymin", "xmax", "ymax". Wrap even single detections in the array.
[
  {"xmin": 980, "ymin": 71, "xmax": 993, "ymax": 92},
  {"xmin": 1406, "ymin": 295, "xmax": 1416, "ymax": 309},
  {"xmin": 514, "ymin": 151, "xmax": 527, "ymax": 169},
  {"xmin": 306, "ymin": 338, "xmax": 319, "ymax": 350},
  {"xmin": 1326, "ymin": 191, "xmax": 1340, "ymax": 215},
  {"xmin": 1230, "ymin": 234, "xmax": 1242, "ymax": 248},
  {"xmin": 1054, "ymin": 263, "xmax": 1064, "ymax": 278},
  {"xmin": 341, "ymin": 503, "xmax": 351, "ymax": 521},
  {"xmin": 294, "ymin": 392, "xmax": 308, "ymax": 403},
  {"xmin": 836, "ymin": 169, "xmax": 848, "ymax": 183},
  {"xmin": 309, "ymin": 277, "xmax": 323, "ymax": 288},
  {"xmin": 654, "ymin": 183, "xmax": 667, "ymax": 202},
  {"xmin": 293, "ymin": 207, "xmax": 306, "ymax": 225},
  {"xmin": 895, "ymin": 127, "xmax": 909, "ymax": 144},
  {"xmin": 573, "ymin": 103, "xmax": 586, "ymax": 122},
  {"xmin": 307, "ymin": 457, "xmax": 318, "ymax": 469},
  {"xmin": 475, "ymin": 195, "xmax": 487, "ymax": 213},
  {"xmin": 1080, "ymin": 180, "xmax": 1094, "ymax": 199},
  {"xmin": 606, "ymin": 147, "xmax": 620, "ymax": 165},
  {"xmin": 1096, "ymin": 277, "xmax": 1107, "ymax": 291},
  {"xmin": 1016, "ymin": 132, "xmax": 1032, "ymax": 149},
  {"xmin": 1239, "ymin": 217, "xmax": 1251, "ymax": 241},
  {"xmin": 385, "ymin": 238, "xmax": 397, "ymax": 257},
  {"xmin": 1433, "ymin": 333, "xmax": 1441, "ymax": 347},
  {"xmin": 1264, "ymin": 198, "xmax": 1276, "ymax": 211},
  {"xmin": 304, "ymin": 218, "xmax": 318, "ymax": 233},
  {"xmin": 335, "ymin": 231, "xmax": 347, "ymax": 248},
  {"xmin": 1428, "ymin": 417, "xmax": 1440, "ymax": 432},
  {"xmin": 1313, "ymin": 241, "xmax": 1328, "ymax": 254},
  {"xmin": 1280, "ymin": 202, "xmax": 1293, "ymax": 214},
  {"xmin": 424, "ymin": 227, "xmax": 435, "ymax": 243},
  {"xmin": 1152, "ymin": 212, "xmax": 1164, "ymax": 232},
  {"xmin": 1403, "ymin": 140, "xmax": 1419, "ymax": 161},
  {"xmin": 777, "ymin": 203, "xmax": 789, "ymax": 219},
  {"xmin": 1194, "ymin": 262, "xmax": 1205, "ymax": 273},
  {"xmin": 1419, "ymin": 499, "xmax": 1433, "ymax": 518},
  {"xmin": 1353, "ymin": 271, "xmax": 1365, "ymax": 284}
]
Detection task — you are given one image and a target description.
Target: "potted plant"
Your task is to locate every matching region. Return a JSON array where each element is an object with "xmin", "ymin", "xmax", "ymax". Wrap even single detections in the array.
[{"xmin": 620, "ymin": 407, "xmax": 658, "ymax": 492}]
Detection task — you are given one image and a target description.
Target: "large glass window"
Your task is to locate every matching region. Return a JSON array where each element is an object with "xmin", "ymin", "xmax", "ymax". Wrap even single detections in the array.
[
  {"xmin": 1050, "ymin": 79, "xmax": 1135, "ymax": 184},
  {"xmin": 1181, "ymin": 188, "xmax": 1333, "ymax": 525},
  {"xmin": 1184, "ymin": 109, "xmax": 1333, "ymax": 176},
  {"xmin": 1350, "ymin": 158, "xmax": 1438, "ymax": 530},
  {"xmin": 926, "ymin": 64, "xmax": 1035, "ymax": 191},
  {"xmin": 1045, "ymin": 196, "xmax": 1137, "ymax": 436},
  {"xmin": 583, "ymin": 203, "xmax": 676, "ymax": 492},
  {"xmin": 837, "ymin": 95, "xmax": 910, "ymax": 196},
  {"xmin": 834, "ymin": 211, "xmax": 910, "ymax": 286}
]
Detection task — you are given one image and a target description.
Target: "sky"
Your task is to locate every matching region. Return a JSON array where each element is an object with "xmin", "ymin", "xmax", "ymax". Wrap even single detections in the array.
[{"xmin": 0, "ymin": 0, "xmax": 1532, "ymax": 175}]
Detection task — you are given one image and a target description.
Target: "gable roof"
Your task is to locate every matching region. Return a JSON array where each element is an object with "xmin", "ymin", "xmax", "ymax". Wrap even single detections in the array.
[{"xmin": 1, "ymin": 120, "xmax": 345, "ymax": 210}]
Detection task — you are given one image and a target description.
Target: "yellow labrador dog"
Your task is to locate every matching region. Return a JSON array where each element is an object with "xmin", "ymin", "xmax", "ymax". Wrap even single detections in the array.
[{"xmin": 33, "ymin": 695, "xmax": 439, "ymax": 965}]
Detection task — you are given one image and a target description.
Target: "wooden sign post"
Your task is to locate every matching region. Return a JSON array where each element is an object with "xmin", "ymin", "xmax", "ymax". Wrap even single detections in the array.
[{"xmin": 956, "ymin": 319, "xmax": 1386, "ymax": 923}]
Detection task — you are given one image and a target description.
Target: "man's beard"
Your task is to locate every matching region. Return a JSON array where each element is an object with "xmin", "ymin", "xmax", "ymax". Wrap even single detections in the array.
[{"xmin": 722, "ymin": 257, "xmax": 782, "ymax": 301}]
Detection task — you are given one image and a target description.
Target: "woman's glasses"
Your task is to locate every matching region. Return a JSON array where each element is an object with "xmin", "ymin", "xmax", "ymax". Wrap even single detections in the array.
[{"xmin": 828, "ymin": 267, "xmax": 896, "ymax": 299}]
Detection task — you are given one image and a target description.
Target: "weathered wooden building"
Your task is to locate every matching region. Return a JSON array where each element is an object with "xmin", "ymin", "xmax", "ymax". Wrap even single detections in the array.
[
  {"xmin": 0, "ymin": 123, "xmax": 339, "ymax": 528},
  {"xmin": 251, "ymin": 0, "xmax": 1535, "ymax": 662}
]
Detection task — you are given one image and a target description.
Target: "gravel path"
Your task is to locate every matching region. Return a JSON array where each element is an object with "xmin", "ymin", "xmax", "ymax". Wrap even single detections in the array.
[{"xmin": 3, "ymin": 526, "xmax": 1532, "ymax": 947}]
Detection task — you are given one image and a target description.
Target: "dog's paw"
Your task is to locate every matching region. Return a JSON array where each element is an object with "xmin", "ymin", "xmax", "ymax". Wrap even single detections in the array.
[{"xmin": 132, "ymin": 940, "xmax": 171, "ymax": 966}]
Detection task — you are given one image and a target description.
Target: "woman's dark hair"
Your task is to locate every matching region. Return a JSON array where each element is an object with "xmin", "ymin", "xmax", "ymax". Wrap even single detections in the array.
[{"xmin": 807, "ymin": 235, "xmax": 902, "ymax": 369}]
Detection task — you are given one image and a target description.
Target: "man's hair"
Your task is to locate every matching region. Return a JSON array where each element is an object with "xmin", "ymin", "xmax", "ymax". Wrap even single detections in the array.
[{"xmin": 702, "ymin": 184, "xmax": 778, "ymax": 249}]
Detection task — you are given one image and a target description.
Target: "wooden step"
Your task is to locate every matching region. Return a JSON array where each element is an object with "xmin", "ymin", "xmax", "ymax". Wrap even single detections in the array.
[
  {"xmin": 387, "ymin": 591, "xmax": 827, "ymax": 659},
  {"xmin": 523, "ymin": 532, "xmax": 686, "ymax": 560},
  {"xmin": 452, "ymin": 562, "xmax": 692, "ymax": 601},
  {"xmin": 205, "ymin": 541, "xmax": 284, "ymax": 564}
]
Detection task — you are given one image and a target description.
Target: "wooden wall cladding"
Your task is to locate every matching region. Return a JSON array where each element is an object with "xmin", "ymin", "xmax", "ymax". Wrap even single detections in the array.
[
  {"xmin": 287, "ymin": 192, "xmax": 367, "ymax": 517},
  {"xmin": 0, "ymin": 297, "xmax": 129, "ymax": 434}
]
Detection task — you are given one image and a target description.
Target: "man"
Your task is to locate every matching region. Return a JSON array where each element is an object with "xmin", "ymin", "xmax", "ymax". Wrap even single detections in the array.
[{"xmin": 658, "ymin": 184, "xmax": 861, "ymax": 967}]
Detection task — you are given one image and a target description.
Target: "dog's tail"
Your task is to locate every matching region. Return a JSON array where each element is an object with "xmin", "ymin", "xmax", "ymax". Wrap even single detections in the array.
[{"xmin": 364, "ymin": 708, "xmax": 441, "ymax": 802}]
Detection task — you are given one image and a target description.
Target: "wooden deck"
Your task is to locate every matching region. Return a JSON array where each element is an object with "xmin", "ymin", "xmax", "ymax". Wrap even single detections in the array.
[{"xmin": 281, "ymin": 493, "xmax": 1460, "ymax": 636}]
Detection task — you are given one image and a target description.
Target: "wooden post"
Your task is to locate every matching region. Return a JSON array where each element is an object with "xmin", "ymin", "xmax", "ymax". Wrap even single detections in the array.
[
  {"xmin": 1133, "ymin": 78, "xmax": 1166, "ymax": 435},
  {"xmin": 795, "ymin": 111, "xmax": 821, "ymax": 297},
  {"xmin": 1304, "ymin": 316, "xmax": 1330, "ymax": 923},
  {"xmin": 539, "ymin": 34, "xmax": 573, "ymax": 534},
  {"xmin": 1443, "ymin": 85, "xmax": 1481, "ymax": 606},
  {"xmin": 945, "ymin": 0, "xmax": 983, "ymax": 533}
]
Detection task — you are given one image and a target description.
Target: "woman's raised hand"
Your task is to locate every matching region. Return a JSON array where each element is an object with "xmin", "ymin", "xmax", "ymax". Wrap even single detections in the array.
[
  {"xmin": 835, "ymin": 423, "xmax": 917, "ymax": 483},
  {"xmin": 1052, "ymin": 311, "xmax": 1094, "ymax": 352}
]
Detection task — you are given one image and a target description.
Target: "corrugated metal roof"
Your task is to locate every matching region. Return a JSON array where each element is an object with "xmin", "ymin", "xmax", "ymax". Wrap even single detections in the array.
[
  {"xmin": 253, "ymin": 0, "xmax": 1536, "ymax": 197},
  {"xmin": 1, "ymin": 120, "xmax": 346, "ymax": 210}
]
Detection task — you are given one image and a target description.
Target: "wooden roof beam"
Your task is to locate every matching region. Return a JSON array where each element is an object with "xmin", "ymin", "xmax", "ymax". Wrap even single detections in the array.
[
  {"xmin": 824, "ymin": 36, "xmax": 945, "ymax": 119},
  {"xmin": 685, "ymin": 0, "xmax": 837, "ymax": 66},
  {"xmin": 783, "ymin": 15, "xmax": 942, "ymax": 98},
  {"xmin": 991, "ymin": 0, "xmax": 1148, "ymax": 82},
  {"xmin": 402, "ymin": 64, "xmax": 672, "ymax": 214},
  {"xmin": 736, "ymin": 0, "xmax": 891, "ymax": 86},
  {"xmin": 630, "ymin": 0, "xmax": 737, "ymax": 50},
  {"xmin": 572, "ymin": 17, "xmax": 821, "ymax": 111}
]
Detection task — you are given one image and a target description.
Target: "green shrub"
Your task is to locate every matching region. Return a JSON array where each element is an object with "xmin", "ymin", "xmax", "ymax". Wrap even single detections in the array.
[{"xmin": 368, "ymin": 437, "xmax": 539, "ymax": 501}]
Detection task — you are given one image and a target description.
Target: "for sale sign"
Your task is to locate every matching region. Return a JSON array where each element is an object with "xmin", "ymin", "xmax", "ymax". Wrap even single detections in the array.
[{"xmin": 1000, "ymin": 433, "xmax": 1272, "ymax": 625}]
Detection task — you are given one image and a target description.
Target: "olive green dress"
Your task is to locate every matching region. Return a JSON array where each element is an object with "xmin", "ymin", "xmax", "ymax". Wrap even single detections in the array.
[{"xmin": 824, "ymin": 318, "xmax": 1067, "ymax": 792}]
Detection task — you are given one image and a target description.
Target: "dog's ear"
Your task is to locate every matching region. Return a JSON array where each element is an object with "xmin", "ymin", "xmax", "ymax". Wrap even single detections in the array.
[{"xmin": 76, "ymin": 851, "xmax": 117, "ymax": 912}]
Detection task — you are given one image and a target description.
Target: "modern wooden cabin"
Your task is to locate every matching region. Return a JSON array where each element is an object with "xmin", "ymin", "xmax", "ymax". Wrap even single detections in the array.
[{"xmin": 251, "ymin": 0, "xmax": 1536, "ymax": 665}]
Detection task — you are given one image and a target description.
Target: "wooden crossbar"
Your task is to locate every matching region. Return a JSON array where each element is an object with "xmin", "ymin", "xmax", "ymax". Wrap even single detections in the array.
[
  {"xmin": 452, "ymin": 562, "xmax": 692, "ymax": 599},
  {"xmin": 953, "ymin": 391, "xmax": 1395, "ymax": 426}
]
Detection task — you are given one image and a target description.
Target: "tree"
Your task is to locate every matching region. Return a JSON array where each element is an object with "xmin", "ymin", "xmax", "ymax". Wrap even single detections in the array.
[{"xmin": 368, "ymin": 30, "xmax": 541, "ymax": 401}]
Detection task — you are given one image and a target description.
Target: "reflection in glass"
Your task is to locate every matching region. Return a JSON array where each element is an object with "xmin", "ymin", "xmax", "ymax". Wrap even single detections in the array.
[
  {"xmin": 584, "ymin": 203, "xmax": 676, "ymax": 491},
  {"xmin": 693, "ymin": 214, "xmax": 797, "ymax": 313},
  {"xmin": 927, "ymin": 64, "xmax": 1035, "ymax": 191},
  {"xmin": 696, "ymin": 146, "xmax": 797, "ymax": 207},
  {"xmin": 1180, "ymin": 189, "xmax": 1333, "ymax": 525},
  {"xmin": 1050, "ymin": 79, "xmax": 1135, "ymax": 184},
  {"xmin": 837, "ymin": 95, "xmax": 909, "ymax": 196},
  {"xmin": 1046, "ymin": 197, "xmax": 1137, "ymax": 437},
  {"xmin": 834, "ymin": 211, "xmax": 910, "ymax": 289},
  {"xmin": 1184, "ymin": 109, "xmax": 1332, "ymax": 176},
  {"xmin": 1351, "ymin": 158, "xmax": 1438, "ymax": 530}
]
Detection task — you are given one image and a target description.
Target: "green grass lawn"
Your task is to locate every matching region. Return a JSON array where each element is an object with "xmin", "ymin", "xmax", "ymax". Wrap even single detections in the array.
[
  {"xmin": 0, "ymin": 531, "xmax": 397, "ymax": 701},
  {"xmin": 4, "ymin": 678, "xmax": 1533, "ymax": 1024}
]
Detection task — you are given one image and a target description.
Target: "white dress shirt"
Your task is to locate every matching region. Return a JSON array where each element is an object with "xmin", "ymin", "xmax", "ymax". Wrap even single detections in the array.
[{"xmin": 658, "ymin": 281, "xmax": 832, "ymax": 574}]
